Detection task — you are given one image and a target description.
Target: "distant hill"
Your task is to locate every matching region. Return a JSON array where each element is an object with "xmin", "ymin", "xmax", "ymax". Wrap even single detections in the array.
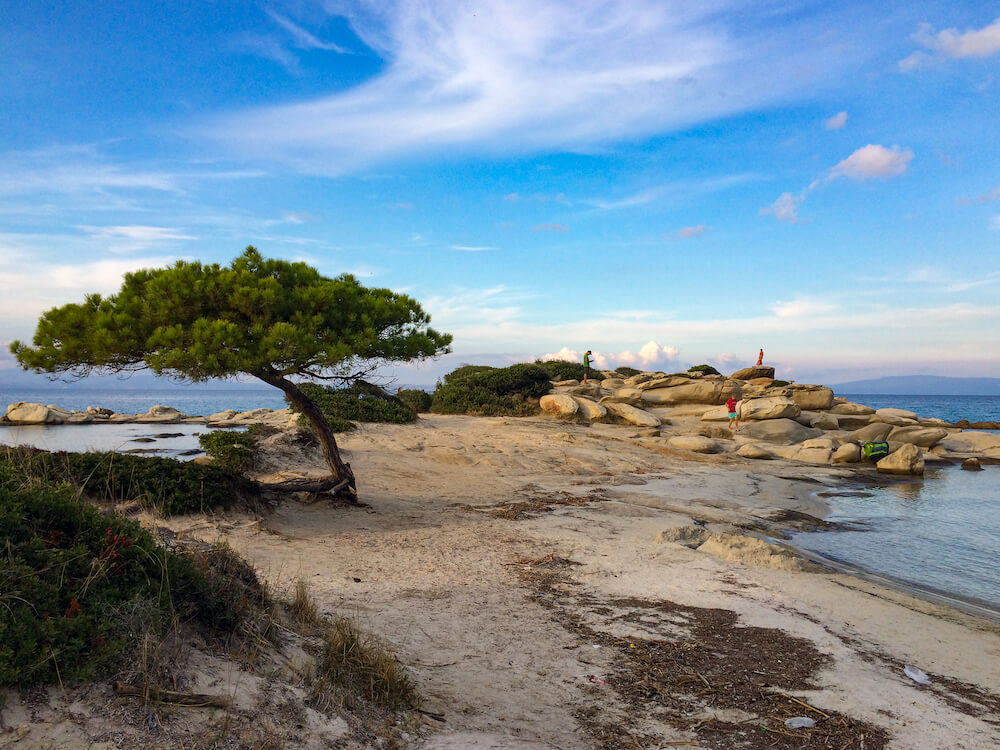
[{"xmin": 831, "ymin": 375, "xmax": 1000, "ymax": 396}]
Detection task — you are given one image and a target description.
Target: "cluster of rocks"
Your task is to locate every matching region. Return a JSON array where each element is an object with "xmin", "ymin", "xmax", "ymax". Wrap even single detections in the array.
[
  {"xmin": 2, "ymin": 402, "xmax": 299, "ymax": 429},
  {"xmin": 539, "ymin": 366, "xmax": 1000, "ymax": 475}
]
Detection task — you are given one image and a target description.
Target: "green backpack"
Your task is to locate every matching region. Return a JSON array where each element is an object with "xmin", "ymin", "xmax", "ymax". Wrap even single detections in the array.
[{"xmin": 862, "ymin": 441, "xmax": 890, "ymax": 461}]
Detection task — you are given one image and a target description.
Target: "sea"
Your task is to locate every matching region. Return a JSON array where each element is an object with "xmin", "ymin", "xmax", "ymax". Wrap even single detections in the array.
[{"xmin": 1, "ymin": 386, "xmax": 998, "ymax": 616}]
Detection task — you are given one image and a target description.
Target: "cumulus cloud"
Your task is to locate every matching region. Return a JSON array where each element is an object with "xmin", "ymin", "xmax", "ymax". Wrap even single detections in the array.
[
  {"xmin": 204, "ymin": 0, "xmax": 861, "ymax": 171},
  {"xmin": 759, "ymin": 192, "xmax": 803, "ymax": 223},
  {"xmin": 670, "ymin": 224, "xmax": 709, "ymax": 238},
  {"xmin": 899, "ymin": 17, "xmax": 1000, "ymax": 70},
  {"xmin": 824, "ymin": 111, "xmax": 848, "ymax": 130},
  {"xmin": 540, "ymin": 341, "xmax": 679, "ymax": 371},
  {"xmin": 828, "ymin": 144, "xmax": 913, "ymax": 180}
]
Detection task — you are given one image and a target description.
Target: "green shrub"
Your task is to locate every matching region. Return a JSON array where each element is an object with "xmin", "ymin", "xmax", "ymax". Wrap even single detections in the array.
[
  {"xmin": 770, "ymin": 379, "xmax": 790, "ymax": 387},
  {"xmin": 397, "ymin": 388, "xmax": 432, "ymax": 413},
  {"xmin": 688, "ymin": 364, "xmax": 721, "ymax": 376},
  {"xmin": 430, "ymin": 363, "xmax": 551, "ymax": 416},
  {"xmin": 199, "ymin": 429, "xmax": 256, "ymax": 472},
  {"xmin": 0, "ymin": 481, "xmax": 265, "ymax": 687},
  {"xmin": 614, "ymin": 366, "xmax": 641, "ymax": 377},
  {"xmin": 443, "ymin": 365, "xmax": 497, "ymax": 384},
  {"xmin": 0, "ymin": 446, "xmax": 259, "ymax": 516},
  {"xmin": 290, "ymin": 382, "xmax": 416, "ymax": 430},
  {"xmin": 534, "ymin": 359, "xmax": 591, "ymax": 382}
]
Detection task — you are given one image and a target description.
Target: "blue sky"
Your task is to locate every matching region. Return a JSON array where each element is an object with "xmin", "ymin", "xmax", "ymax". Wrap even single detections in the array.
[{"xmin": 2, "ymin": 0, "xmax": 999, "ymax": 386}]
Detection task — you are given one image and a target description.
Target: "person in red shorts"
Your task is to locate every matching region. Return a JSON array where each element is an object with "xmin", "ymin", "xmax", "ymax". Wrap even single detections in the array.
[{"xmin": 726, "ymin": 396, "xmax": 740, "ymax": 432}]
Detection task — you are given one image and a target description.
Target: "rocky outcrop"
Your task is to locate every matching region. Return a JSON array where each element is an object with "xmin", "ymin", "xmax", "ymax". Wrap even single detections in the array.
[
  {"xmin": 961, "ymin": 457, "xmax": 983, "ymax": 471},
  {"xmin": 539, "ymin": 394, "xmax": 579, "ymax": 416},
  {"xmin": 667, "ymin": 435, "xmax": 721, "ymax": 453},
  {"xmin": 832, "ymin": 443, "xmax": 861, "ymax": 463},
  {"xmin": 640, "ymin": 378, "xmax": 742, "ymax": 406},
  {"xmin": 887, "ymin": 425, "xmax": 948, "ymax": 448},
  {"xmin": 738, "ymin": 419, "xmax": 821, "ymax": 445},
  {"xmin": 877, "ymin": 443, "xmax": 924, "ymax": 475},
  {"xmin": 600, "ymin": 377, "xmax": 626, "ymax": 390},
  {"xmin": 701, "ymin": 396, "xmax": 800, "ymax": 422},
  {"xmin": 5, "ymin": 402, "xmax": 79, "ymax": 425},
  {"xmin": 830, "ymin": 401, "xmax": 875, "ymax": 416},
  {"xmin": 846, "ymin": 423, "xmax": 894, "ymax": 444},
  {"xmin": 787, "ymin": 385, "xmax": 834, "ymax": 411},
  {"xmin": 137, "ymin": 405, "xmax": 186, "ymax": 423},
  {"xmin": 572, "ymin": 397, "xmax": 607, "ymax": 421},
  {"xmin": 876, "ymin": 407, "xmax": 919, "ymax": 420},
  {"xmin": 791, "ymin": 438, "xmax": 835, "ymax": 464},
  {"xmin": 604, "ymin": 402, "xmax": 660, "ymax": 427},
  {"xmin": 730, "ymin": 366, "xmax": 775, "ymax": 380},
  {"xmin": 736, "ymin": 443, "xmax": 774, "ymax": 459}
]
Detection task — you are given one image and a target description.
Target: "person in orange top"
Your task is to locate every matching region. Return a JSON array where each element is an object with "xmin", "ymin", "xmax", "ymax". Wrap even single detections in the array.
[
  {"xmin": 756, "ymin": 348, "xmax": 764, "ymax": 366},
  {"xmin": 726, "ymin": 396, "xmax": 740, "ymax": 432}
]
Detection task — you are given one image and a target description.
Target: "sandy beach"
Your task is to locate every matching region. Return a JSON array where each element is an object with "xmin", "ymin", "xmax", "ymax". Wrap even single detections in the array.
[{"xmin": 109, "ymin": 413, "xmax": 1000, "ymax": 748}]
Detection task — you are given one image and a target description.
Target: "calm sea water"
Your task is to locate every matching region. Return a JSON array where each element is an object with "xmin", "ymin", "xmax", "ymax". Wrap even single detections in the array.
[
  {"xmin": 839, "ymin": 394, "xmax": 1000, "ymax": 424},
  {"xmin": 0, "ymin": 387, "xmax": 286, "ymax": 416},
  {"xmin": 791, "ymin": 466, "xmax": 1000, "ymax": 613}
]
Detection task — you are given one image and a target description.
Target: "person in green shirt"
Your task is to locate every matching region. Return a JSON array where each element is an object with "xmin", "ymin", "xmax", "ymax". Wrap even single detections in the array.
[{"xmin": 583, "ymin": 350, "xmax": 593, "ymax": 382}]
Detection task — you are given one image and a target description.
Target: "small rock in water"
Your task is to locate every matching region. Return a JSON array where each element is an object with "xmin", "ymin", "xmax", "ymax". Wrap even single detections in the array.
[
  {"xmin": 154, "ymin": 432, "xmax": 185, "ymax": 439},
  {"xmin": 961, "ymin": 457, "xmax": 983, "ymax": 471},
  {"xmin": 131, "ymin": 437, "xmax": 156, "ymax": 443}
]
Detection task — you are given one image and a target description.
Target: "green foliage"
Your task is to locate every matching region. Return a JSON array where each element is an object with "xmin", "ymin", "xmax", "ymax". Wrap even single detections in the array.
[
  {"xmin": 614, "ymin": 366, "xmax": 641, "ymax": 377},
  {"xmin": 443, "ymin": 365, "xmax": 496, "ymax": 383},
  {"xmin": 0, "ymin": 480, "xmax": 265, "ymax": 687},
  {"xmin": 688, "ymin": 364, "xmax": 721, "ymax": 376},
  {"xmin": 11, "ymin": 247, "xmax": 453, "ymax": 385},
  {"xmin": 770, "ymin": 380, "xmax": 790, "ymax": 387},
  {"xmin": 0, "ymin": 446, "xmax": 259, "ymax": 516},
  {"xmin": 292, "ymin": 381, "xmax": 416, "ymax": 428},
  {"xmin": 198, "ymin": 429, "xmax": 256, "ymax": 473},
  {"xmin": 397, "ymin": 388, "xmax": 432, "ymax": 414},
  {"xmin": 430, "ymin": 363, "xmax": 552, "ymax": 416},
  {"xmin": 534, "ymin": 359, "xmax": 592, "ymax": 382}
]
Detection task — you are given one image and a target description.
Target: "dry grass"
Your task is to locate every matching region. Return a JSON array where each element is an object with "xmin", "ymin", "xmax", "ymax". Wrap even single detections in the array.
[{"xmin": 287, "ymin": 579, "xmax": 322, "ymax": 627}]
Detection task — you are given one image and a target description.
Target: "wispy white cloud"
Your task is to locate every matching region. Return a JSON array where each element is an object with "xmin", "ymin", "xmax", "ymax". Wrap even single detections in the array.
[
  {"xmin": 450, "ymin": 244, "xmax": 495, "ymax": 252},
  {"xmin": 205, "ymin": 0, "xmax": 858, "ymax": 171},
  {"xmin": 79, "ymin": 225, "xmax": 196, "ymax": 253},
  {"xmin": 827, "ymin": 144, "xmax": 913, "ymax": 181},
  {"xmin": 759, "ymin": 192, "xmax": 803, "ymax": 223},
  {"xmin": 824, "ymin": 111, "xmax": 848, "ymax": 130},
  {"xmin": 763, "ymin": 145, "xmax": 912, "ymax": 222},
  {"xmin": 958, "ymin": 185, "xmax": 1000, "ymax": 205},
  {"xmin": 265, "ymin": 11, "xmax": 349, "ymax": 54},
  {"xmin": 585, "ymin": 188, "xmax": 660, "ymax": 211},
  {"xmin": 534, "ymin": 223, "xmax": 569, "ymax": 232},
  {"xmin": 769, "ymin": 297, "xmax": 837, "ymax": 318},
  {"xmin": 669, "ymin": 224, "xmax": 710, "ymax": 238}
]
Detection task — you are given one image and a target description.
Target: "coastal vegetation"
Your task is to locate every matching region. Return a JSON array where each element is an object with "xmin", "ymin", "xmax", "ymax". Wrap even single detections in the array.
[
  {"xmin": 688, "ymin": 364, "xmax": 721, "ymax": 375},
  {"xmin": 292, "ymin": 381, "xmax": 417, "ymax": 430},
  {"xmin": 0, "ymin": 446, "xmax": 258, "ymax": 515},
  {"xmin": 0, "ymin": 472, "xmax": 264, "ymax": 687},
  {"xmin": 534, "ymin": 358, "xmax": 592, "ymax": 382},
  {"xmin": 430, "ymin": 363, "xmax": 552, "ymax": 416},
  {"xmin": 10, "ymin": 247, "xmax": 452, "ymax": 500},
  {"xmin": 198, "ymin": 424, "xmax": 278, "ymax": 473}
]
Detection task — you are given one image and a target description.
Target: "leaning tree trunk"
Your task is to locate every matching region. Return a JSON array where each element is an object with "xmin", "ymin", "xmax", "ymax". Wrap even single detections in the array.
[{"xmin": 259, "ymin": 373, "xmax": 357, "ymax": 500}]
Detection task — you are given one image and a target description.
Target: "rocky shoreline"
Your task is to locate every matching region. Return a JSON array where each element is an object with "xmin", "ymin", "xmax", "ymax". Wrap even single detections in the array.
[{"xmin": 4, "ymin": 365, "xmax": 999, "ymax": 474}]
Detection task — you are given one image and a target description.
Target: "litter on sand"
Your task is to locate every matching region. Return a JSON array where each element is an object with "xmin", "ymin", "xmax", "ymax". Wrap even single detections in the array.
[
  {"xmin": 785, "ymin": 717, "xmax": 817, "ymax": 729},
  {"xmin": 904, "ymin": 665, "xmax": 932, "ymax": 685}
]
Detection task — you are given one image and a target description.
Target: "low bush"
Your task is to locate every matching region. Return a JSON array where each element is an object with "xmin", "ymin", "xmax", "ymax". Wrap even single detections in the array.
[
  {"xmin": 0, "ymin": 446, "xmax": 259, "ymax": 516},
  {"xmin": 534, "ymin": 359, "xmax": 591, "ymax": 382},
  {"xmin": 430, "ymin": 363, "xmax": 552, "ymax": 416},
  {"xmin": 0, "ymin": 481, "xmax": 265, "ymax": 687},
  {"xmin": 397, "ymin": 388, "xmax": 432, "ymax": 414},
  {"xmin": 770, "ymin": 380, "xmax": 791, "ymax": 387},
  {"xmin": 688, "ymin": 364, "xmax": 721, "ymax": 376},
  {"xmin": 614, "ymin": 366, "xmax": 641, "ymax": 377},
  {"xmin": 290, "ymin": 382, "xmax": 416, "ymax": 430},
  {"xmin": 443, "ymin": 365, "xmax": 497, "ymax": 384},
  {"xmin": 198, "ymin": 424, "xmax": 280, "ymax": 473}
]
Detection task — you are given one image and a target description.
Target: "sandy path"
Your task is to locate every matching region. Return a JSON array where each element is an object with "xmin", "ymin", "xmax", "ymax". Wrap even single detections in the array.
[{"xmin": 193, "ymin": 414, "xmax": 1000, "ymax": 749}]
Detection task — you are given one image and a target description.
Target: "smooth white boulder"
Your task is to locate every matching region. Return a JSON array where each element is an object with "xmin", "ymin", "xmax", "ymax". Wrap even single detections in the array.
[
  {"xmin": 832, "ymin": 443, "xmax": 861, "ymax": 463},
  {"xmin": 539, "ymin": 394, "xmax": 578, "ymax": 416},
  {"xmin": 830, "ymin": 402, "xmax": 875, "ymax": 416},
  {"xmin": 792, "ymin": 438, "xmax": 835, "ymax": 464},
  {"xmin": 737, "ymin": 443, "xmax": 774, "ymax": 459},
  {"xmin": 668, "ymin": 435, "xmax": 721, "ymax": 453},
  {"xmin": 738, "ymin": 419, "xmax": 821, "ymax": 445},
  {"xmin": 888, "ymin": 426, "xmax": 948, "ymax": 448},
  {"xmin": 572, "ymin": 397, "xmax": 607, "ymax": 421},
  {"xmin": 600, "ymin": 377, "xmax": 626, "ymax": 390},
  {"xmin": 876, "ymin": 407, "xmax": 919, "ymax": 420},
  {"xmin": 5, "ymin": 402, "xmax": 73, "ymax": 424},
  {"xmin": 846, "ymin": 423, "xmax": 894, "ymax": 444},
  {"xmin": 788, "ymin": 386, "xmax": 834, "ymax": 411},
  {"xmin": 604, "ymin": 401, "xmax": 661, "ymax": 427},
  {"xmin": 641, "ymin": 379, "xmax": 742, "ymax": 406},
  {"xmin": 877, "ymin": 443, "xmax": 924, "ymax": 475}
]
